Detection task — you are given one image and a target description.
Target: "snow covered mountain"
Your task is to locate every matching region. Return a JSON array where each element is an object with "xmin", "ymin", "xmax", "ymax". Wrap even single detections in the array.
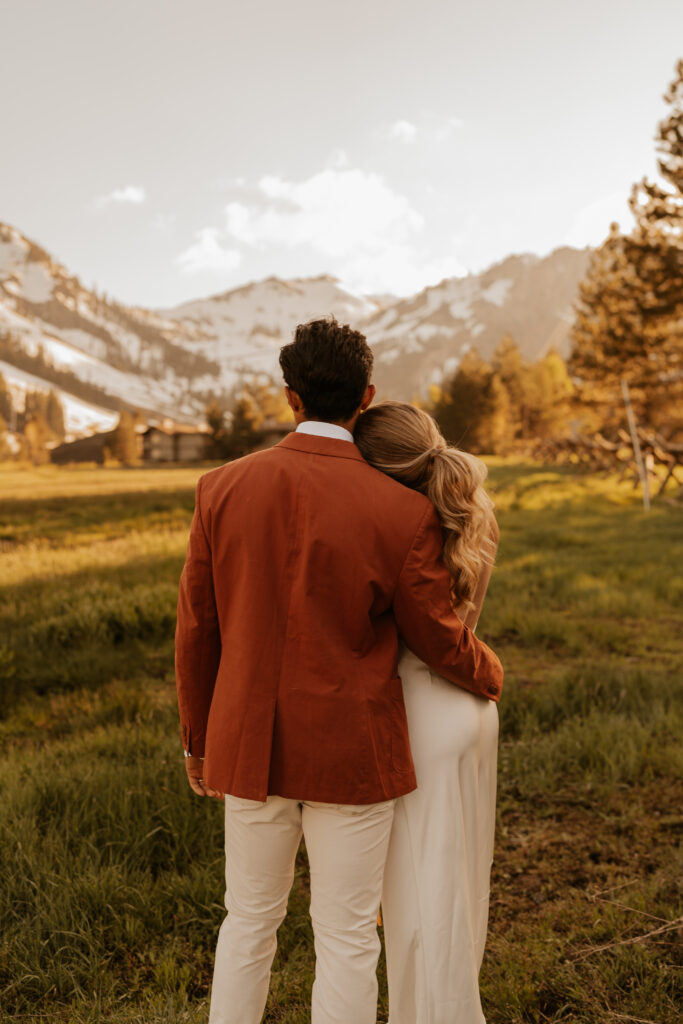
[
  {"xmin": 156, "ymin": 248, "xmax": 590, "ymax": 401},
  {"xmin": 0, "ymin": 222, "xmax": 219, "ymax": 434},
  {"xmin": 0, "ymin": 220, "xmax": 590, "ymax": 437},
  {"xmin": 156, "ymin": 275, "xmax": 382, "ymax": 382},
  {"xmin": 363, "ymin": 247, "xmax": 591, "ymax": 398}
]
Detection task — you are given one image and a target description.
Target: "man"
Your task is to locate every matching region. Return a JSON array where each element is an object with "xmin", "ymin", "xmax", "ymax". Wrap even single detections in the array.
[{"xmin": 175, "ymin": 317, "xmax": 503, "ymax": 1024}]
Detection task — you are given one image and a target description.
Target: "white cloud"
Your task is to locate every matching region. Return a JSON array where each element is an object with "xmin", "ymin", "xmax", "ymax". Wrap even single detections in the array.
[
  {"xmin": 217, "ymin": 166, "xmax": 463, "ymax": 295},
  {"xmin": 389, "ymin": 119, "xmax": 418, "ymax": 143},
  {"xmin": 175, "ymin": 227, "xmax": 242, "ymax": 275},
  {"xmin": 97, "ymin": 185, "xmax": 146, "ymax": 206},
  {"xmin": 385, "ymin": 115, "xmax": 463, "ymax": 144},
  {"xmin": 224, "ymin": 167, "xmax": 423, "ymax": 259},
  {"xmin": 339, "ymin": 247, "xmax": 467, "ymax": 297},
  {"xmin": 564, "ymin": 190, "xmax": 635, "ymax": 248}
]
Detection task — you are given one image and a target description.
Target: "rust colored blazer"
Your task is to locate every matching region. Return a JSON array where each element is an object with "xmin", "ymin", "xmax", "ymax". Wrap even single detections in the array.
[{"xmin": 175, "ymin": 431, "xmax": 503, "ymax": 804}]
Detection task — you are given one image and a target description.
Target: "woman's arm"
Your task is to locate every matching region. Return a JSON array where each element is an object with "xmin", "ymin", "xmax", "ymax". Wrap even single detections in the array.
[{"xmin": 394, "ymin": 503, "xmax": 503, "ymax": 702}]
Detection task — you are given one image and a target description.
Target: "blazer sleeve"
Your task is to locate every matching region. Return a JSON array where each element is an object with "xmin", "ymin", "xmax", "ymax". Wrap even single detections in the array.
[
  {"xmin": 393, "ymin": 503, "xmax": 503, "ymax": 701},
  {"xmin": 175, "ymin": 475, "xmax": 222, "ymax": 756}
]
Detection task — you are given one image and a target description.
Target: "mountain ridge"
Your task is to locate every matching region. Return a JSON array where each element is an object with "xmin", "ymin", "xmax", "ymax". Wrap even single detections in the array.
[{"xmin": 0, "ymin": 220, "xmax": 590, "ymax": 437}]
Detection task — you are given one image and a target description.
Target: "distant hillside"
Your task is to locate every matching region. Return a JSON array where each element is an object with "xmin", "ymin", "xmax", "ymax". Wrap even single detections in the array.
[
  {"xmin": 157, "ymin": 249, "xmax": 590, "ymax": 401},
  {"xmin": 0, "ymin": 222, "xmax": 219, "ymax": 435},
  {"xmin": 0, "ymin": 220, "xmax": 590, "ymax": 435},
  {"xmin": 363, "ymin": 247, "xmax": 591, "ymax": 398},
  {"xmin": 156, "ymin": 274, "xmax": 383, "ymax": 383}
]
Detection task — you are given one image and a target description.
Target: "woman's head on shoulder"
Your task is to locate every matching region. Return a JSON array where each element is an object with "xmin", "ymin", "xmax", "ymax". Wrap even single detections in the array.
[
  {"xmin": 354, "ymin": 400, "xmax": 486, "ymax": 497},
  {"xmin": 354, "ymin": 400, "xmax": 496, "ymax": 608}
]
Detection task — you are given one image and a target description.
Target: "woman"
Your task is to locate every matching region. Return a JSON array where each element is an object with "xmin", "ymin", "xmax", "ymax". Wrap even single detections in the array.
[{"xmin": 355, "ymin": 401, "xmax": 500, "ymax": 1024}]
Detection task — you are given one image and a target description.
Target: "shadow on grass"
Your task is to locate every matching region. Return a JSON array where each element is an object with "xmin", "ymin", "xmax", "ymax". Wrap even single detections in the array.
[
  {"xmin": 0, "ymin": 488, "xmax": 197, "ymax": 545},
  {"xmin": 0, "ymin": 547, "xmax": 187, "ymax": 715}
]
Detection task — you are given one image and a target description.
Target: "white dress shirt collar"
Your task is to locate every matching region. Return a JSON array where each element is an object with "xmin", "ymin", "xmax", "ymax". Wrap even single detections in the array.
[{"xmin": 296, "ymin": 420, "xmax": 355, "ymax": 444}]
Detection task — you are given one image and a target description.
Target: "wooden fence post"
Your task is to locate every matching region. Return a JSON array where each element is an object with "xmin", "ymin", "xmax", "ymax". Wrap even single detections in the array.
[{"xmin": 621, "ymin": 378, "xmax": 650, "ymax": 511}]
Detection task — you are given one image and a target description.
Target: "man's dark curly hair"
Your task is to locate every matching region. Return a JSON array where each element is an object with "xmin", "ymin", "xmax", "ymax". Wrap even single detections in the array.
[{"xmin": 279, "ymin": 316, "xmax": 374, "ymax": 422}]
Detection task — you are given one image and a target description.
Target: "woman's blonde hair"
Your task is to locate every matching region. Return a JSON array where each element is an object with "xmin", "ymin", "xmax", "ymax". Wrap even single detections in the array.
[{"xmin": 355, "ymin": 401, "xmax": 495, "ymax": 610}]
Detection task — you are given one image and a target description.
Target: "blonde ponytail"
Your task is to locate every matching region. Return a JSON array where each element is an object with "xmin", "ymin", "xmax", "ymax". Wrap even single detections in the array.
[{"xmin": 355, "ymin": 401, "xmax": 495, "ymax": 609}]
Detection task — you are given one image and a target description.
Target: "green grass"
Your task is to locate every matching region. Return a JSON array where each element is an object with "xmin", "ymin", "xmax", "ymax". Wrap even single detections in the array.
[{"xmin": 0, "ymin": 460, "xmax": 681, "ymax": 1022}]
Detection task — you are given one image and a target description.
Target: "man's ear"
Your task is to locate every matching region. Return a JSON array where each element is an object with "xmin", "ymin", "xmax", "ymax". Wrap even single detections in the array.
[
  {"xmin": 360, "ymin": 384, "xmax": 376, "ymax": 412},
  {"xmin": 285, "ymin": 387, "xmax": 304, "ymax": 414}
]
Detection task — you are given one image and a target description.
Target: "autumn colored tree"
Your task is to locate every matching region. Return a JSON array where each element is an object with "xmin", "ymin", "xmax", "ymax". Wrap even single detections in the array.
[
  {"xmin": 0, "ymin": 413, "xmax": 9, "ymax": 460},
  {"xmin": 433, "ymin": 351, "xmax": 508, "ymax": 454},
  {"xmin": 480, "ymin": 373, "xmax": 511, "ymax": 453},
  {"xmin": 246, "ymin": 380, "xmax": 293, "ymax": 426},
  {"xmin": 0, "ymin": 373, "xmax": 13, "ymax": 426},
  {"xmin": 207, "ymin": 379, "xmax": 293, "ymax": 461},
  {"xmin": 23, "ymin": 413, "xmax": 52, "ymax": 464},
  {"xmin": 205, "ymin": 400, "xmax": 227, "ymax": 458},
  {"xmin": 223, "ymin": 396, "xmax": 260, "ymax": 459},
  {"xmin": 111, "ymin": 411, "xmax": 138, "ymax": 464},
  {"xmin": 491, "ymin": 334, "xmax": 525, "ymax": 438},
  {"xmin": 435, "ymin": 338, "xmax": 576, "ymax": 454},
  {"xmin": 22, "ymin": 389, "xmax": 48, "ymax": 426},
  {"xmin": 525, "ymin": 352, "xmax": 574, "ymax": 439},
  {"xmin": 46, "ymin": 389, "xmax": 66, "ymax": 439}
]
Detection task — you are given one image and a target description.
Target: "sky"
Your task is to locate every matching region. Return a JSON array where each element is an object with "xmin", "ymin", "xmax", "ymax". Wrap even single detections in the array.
[{"xmin": 1, "ymin": 0, "xmax": 681, "ymax": 308}]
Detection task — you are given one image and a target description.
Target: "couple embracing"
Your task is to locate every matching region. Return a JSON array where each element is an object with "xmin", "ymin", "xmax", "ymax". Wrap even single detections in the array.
[{"xmin": 175, "ymin": 316, "xmax": 503, "ymax": 1023}]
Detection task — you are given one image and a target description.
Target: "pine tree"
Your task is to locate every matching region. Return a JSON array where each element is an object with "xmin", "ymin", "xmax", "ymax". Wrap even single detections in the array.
[
  {"xmin": 24, "ymin": 390, "xmax": 48, "ymax": 420},
  {"xmin": 0, "ymin": 412, "xmax": 9, "ymax": 460},
  {"xmin": 524, "ymin": 353, "xmax": 574, "ymax": 439},
  {"xmin": 46, "ymin": 389, "xmax": 66, "ymax": 439},
  {"xmin": 434, "ymin": 350, "xmax": 485, "ymax": 450},
  {"xmin": 0, "ymin": 373, "xmax": 13, "ymax": 425},
  {"xmin": 480, "ymin": 373, "xmax": 511, "ymax": 453},
  {"xmin": 635, "ymin": 57, "xmax": 683, "ymax": 223},
  {"xmin": 436, "ymin": 342, "xmax": 575, "ymax": 452},
  {"xmin": 433, "ymin": 351, "xmax": 511, "ymax": 454},
  {"xmin": 111, "ymin": 411, "xmax": 138, "ymax": 464},
  {"xmin": 224, "ymin": 397, "xmax": 260, "ymax": 459},
  {"xmin": 492, "ymin": 335, "xmax": 525, "ymax": 439},
  {"xmin": 570, "ymin": 60, "xmax": 683, "ymax": 434},
  {"xmin": 658, "ymin": 59, "xmax": 683, "ymax": 189},
  {"xmin": 248, "ymin": 381, "xmax": 293, "ymax": 425},
  {"xmin": 23, "ymin": 413, "xmax": 52, "ymax": 464},
  {"xmin": 205, "ymin": 400, "xmax": 227, "ymax": 458},
  {"xmin": 629, "ymin": 58, "xmax": 683, "ymax": 430}
]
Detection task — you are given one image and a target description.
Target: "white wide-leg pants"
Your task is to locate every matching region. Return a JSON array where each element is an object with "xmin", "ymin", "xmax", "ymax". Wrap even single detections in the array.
[
  {"xmin": 382, "ymin": 649, "xmax": 499, "ymax": 1024},
  {"xmin": 208, "ymin": 794, "xmax": 395, "ymax": 1024}
]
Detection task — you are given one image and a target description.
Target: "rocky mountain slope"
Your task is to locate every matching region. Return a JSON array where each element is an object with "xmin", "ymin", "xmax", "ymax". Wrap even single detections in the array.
[
  {"xmin": 0, "ymin": 220, "xmax": 590, "ymax": 436},
  {"xmin": 156, "ymin": 275, "xmax": 382, "ymax": 382},
  {"xmin": 363, "ymin": 247, "xmax": 590, "ymax": 398},
  {"xmin": 0, "ymin": 223, "xmax": 219, "ymax": 433}
]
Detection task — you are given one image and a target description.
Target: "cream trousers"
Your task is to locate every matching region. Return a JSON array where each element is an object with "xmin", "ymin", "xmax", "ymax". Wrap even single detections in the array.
[{"xmin": 208, "ymin": 793, "xmax": 396, "ymax": 1024}]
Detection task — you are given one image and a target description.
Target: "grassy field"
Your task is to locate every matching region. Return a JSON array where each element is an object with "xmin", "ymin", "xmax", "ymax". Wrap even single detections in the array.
[{"xmin": 0, "ymin": 460, "xmax": 681, "ymax": 1023}]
